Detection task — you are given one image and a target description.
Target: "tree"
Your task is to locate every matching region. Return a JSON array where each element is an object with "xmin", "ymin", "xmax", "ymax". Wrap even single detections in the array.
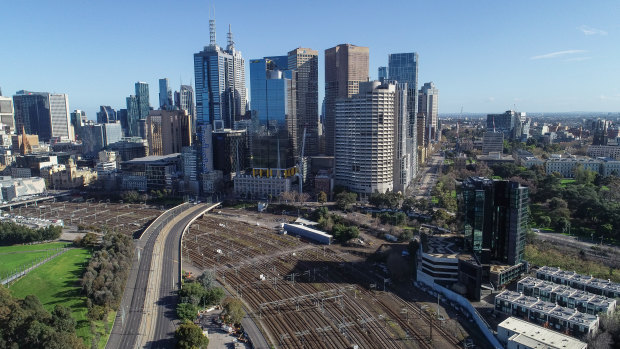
[
  {"xmin": 335, "ymin": 191, "xmax": 357, "ymax": 211},
  {"xmin": 222, "ymin": 297, "xmax": 245, "ymax": 325},
  {"xmin": 50, "ymin": 305, "xmax": 76, "ymax": 333},
  {"xmin": 402, "ymin": 197, "xmax": 416, "ymax": 213},
  {"xmin": 175, "ymin": 321, "xmax": 208, "ymax": 349},
  {"xmin": 203, "ymin": 287, "xmax": 225, "ymax": 306},
  {"xmin": 317, "ymin": 191, "xmax": 327, "ymax": 204},
  {"xmin": 197, "ymin": 270, "xmax": 216, "ymax": 290},
  {"xmin": 539, "ymin": 216, "xmax": 551, "ymax": 228},
  {"xmin": 176, "ymin": 303, "xmax": 198, "ymax": 321},
  {"xmin": 179, "ymin": 282, "xmax": 206, "ymax": 306},
  {"xmin": 555, "ymin": 217, "xmax": 571, "ymax": 234}
]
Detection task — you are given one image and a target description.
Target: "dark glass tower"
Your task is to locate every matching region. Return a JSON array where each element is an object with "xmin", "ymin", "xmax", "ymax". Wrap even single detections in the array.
[{"xmin": 461, "ymin": 177, "xmax": 529, "ymax": 266}]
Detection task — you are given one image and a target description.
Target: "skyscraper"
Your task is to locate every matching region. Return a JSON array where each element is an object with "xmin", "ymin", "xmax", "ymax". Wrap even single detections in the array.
[
  {"xmin": 0, "ymin": 96, "xmax": 15, "ymax": 132},
  {"xmin": 159, "ymin": 78, "xmax": 173, "ymax": 110},
  {"xmin": 461, "ymin": 177, "xmax": 529, "ymax": 266},
  {"xmin": 13, "ymin": 91, "xmax": 71, "ymax": 142},
  {"xmin": 249, "ymin": 57, "xmax": 297, "ymax": 171},
  {"xmin": 193, "ymin": 20, "xmax": 246, "ymax": 191},
  {"xmin": 324, "ymin": 44, "xmax": 369, "ymax": 156},
  {"xmin": 126, "ymin": 95, "xmax": 139, "ymax": 137},
  {"xmin": 70, "ymin": 110, "xmax": 86, "ymax": 139},
  {"xmin": 135, "ymin": 82, "xmax": 151, "ymax": 120},
  {"xmin": 388, "ymin": 52, "xmax": 419, "ymax": 178},
  {"xmin": 378, "ymin": 66, "xmax": 387, "ymax": 82},
  {"xmin": 335, "ymin": 81, "xmax": 409, "ymax": 195},
  {"xmin": 177, "ymin": 85, "xmax": 196, "ymax": 131},
  {"xmin": 146, "ymin": 110, "xmax": 192, "ymax": 156},
  {"xmin": 96, "ymin": 106, "xmax": 117, "ymax": 123},
  {"xmin": 288, "ymin": 47, "xmax": 319, "ymax": 156},
  {"xmin": 418, "ymin": 82, "xmax": 439, "ymax": 141},
  {"xmin": 194, "ymin": 21, "xmax": 247, "ymax": 129}
]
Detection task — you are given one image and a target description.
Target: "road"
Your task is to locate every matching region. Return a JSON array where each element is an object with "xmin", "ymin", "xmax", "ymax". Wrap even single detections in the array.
[
  {"xmin": 534, "ymin": 230, "xmax": 620, "ymax": 256},
  {"xmin": 412, "ymin": 153, "xmax": 444, "ymax": 200},
  {"xmin": 106, "ymin": 203, "xmax": 195, "ymax": 349},
  {"xmin": 144, "ymin": 203, "xmax": 218, "ymax": 348}
]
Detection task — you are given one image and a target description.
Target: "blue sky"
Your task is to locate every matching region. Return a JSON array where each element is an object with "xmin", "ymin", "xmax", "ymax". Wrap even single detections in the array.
[{"xmin": 2, "ymin": 0, "xmax": 619, "ymax": 118}]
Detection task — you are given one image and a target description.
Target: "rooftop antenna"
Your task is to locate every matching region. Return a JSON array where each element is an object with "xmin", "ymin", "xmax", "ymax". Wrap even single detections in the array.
[
  {"xmin": 209, "ymin": 7, "xmax": 216, "ymax": 47},
  {"xmin": 227, "ymin": 24, "xmax": 234, "ymax": 49}
]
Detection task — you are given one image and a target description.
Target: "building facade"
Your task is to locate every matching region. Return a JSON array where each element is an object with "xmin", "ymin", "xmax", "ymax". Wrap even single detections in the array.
[
  {"xmin": 388, "ymin": 52, "xmax": 419, "ymax": 178},
  {"xmin": 334, "ymin": 81, "xmax": 398, "ymax": 196},
  {"xmin": 97, "ymin": 106, "xmax": 117, "ymax": 124},
  {"xmin": 460, "ymin": 177, "xmax": 529, "ymax": 266},
  {"xmin": 158, "ymin": 78, "xmax": 173, "ymax": 110},
  {"xmin": 146, "ymin": 110, "xmax": 192, "ymax": 156},
  {"xmin": 418, "ymin": 82, "xmax": 438, "ymax": 141},
  {"xmin": 288, "ymin": 47, "xmax": 319, "ymax": 156},
  {"xmin": 482, "ymin": 131, "xmax": 504, "ymax": 155},
  {"xmin": 0, "ymin": 96, "xmax": 15, "ymax": 132},
  {"xmin": 13, "ymin": 91, "xmax": 72, "ymax": 142},
  {"xmin": 324, "ymin": 44, "xmax": 369, "ymax": 156}
]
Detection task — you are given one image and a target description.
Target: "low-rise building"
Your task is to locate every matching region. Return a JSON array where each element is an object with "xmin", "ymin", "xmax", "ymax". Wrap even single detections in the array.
[
  {"xmin": 497, "ymin": 317, "xmax": 587, "ymax": 349},
  {"xmin": 536, "ymin": 266, "xmax": 620, "ymax": 299},
  {"xmin": 43, "ymin": 159, "xmax": 97, "ymax": 189},
  {"xmin": 120, "ymin": 153, "xmax": 181, "ymax": 192},
  {"xmin": 545, "ymin": 156, "xmax": 602, "ymax": 177},
  {"xmin": 234, "ymin": 174, "xmax": 292, "ymax": 199},
  {"xmin": 518, "ymin": 276, "xmax": 616, "ymax": 315},
  {"xmin": 495, "ymin": 290, "xmax": 599, "ymax": 339},
  {"xmin": 587, "ymin": 145, "xmax": 620, "ymax": 160},
  {"xmin": 0, "ymin": 176, "xmax": 46, "ymax": 201}
]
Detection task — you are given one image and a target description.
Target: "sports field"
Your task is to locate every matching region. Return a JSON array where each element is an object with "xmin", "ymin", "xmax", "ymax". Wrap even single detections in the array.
[
  {"xmin": 0, "ymin": 242, "xmax": 70, "ymax": 276},
  {"xmin": 9, "ymin": 247, "xmax": 111, "ymax": 347}
]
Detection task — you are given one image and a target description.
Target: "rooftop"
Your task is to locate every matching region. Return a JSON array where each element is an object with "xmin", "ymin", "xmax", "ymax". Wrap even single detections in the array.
[
  {"xmin": 123, "ymin": 153, "xmax": 180, "ymax": 164},
  {"xmin": 499, "ymin": 317, "xmax": 587, "ymax": 349}
]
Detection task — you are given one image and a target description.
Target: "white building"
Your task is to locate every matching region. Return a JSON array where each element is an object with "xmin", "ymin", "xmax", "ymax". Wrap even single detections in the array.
[
  {"xmin": 0, "ymin": 96, "xmax": 14, "ymax": 132},
  {"xmin": 497, "ymin": 317, "xmax": 587, "ymax": 349},
  {"xmin": 0, "ymin": 176, "xmax": 46, "ymax": 201},
  {"xmin": 335, "ymin": 81, "xmax": 401, "ymax": 196},
  {"xmin": 233, "ymin": 174, "xmax": 291, "ymax": 199},
  {"xmin": 545, "ymin": 156, "xmax": 602, "ymax": 177}
]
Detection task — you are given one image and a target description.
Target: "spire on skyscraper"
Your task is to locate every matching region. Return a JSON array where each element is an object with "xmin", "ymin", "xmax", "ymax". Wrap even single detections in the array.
[
  {"xmin": 209, "ymin": 19, "xmax": 216, "ymax": 46},
  {"xmin": 227, "ymin": 24, "xmax": 234, "ymax": 49}
]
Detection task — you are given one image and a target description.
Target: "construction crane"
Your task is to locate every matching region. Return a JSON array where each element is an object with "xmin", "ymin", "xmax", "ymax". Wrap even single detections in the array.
[{"xmin": 295, "ymin": 128, "xmax": 307, "ymax": 193}]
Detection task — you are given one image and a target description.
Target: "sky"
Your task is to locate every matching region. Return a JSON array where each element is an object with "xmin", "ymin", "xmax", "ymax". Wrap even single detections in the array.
[{"xmin": 2, "ymin": 0, "xmax": 620, "ymax": 118}]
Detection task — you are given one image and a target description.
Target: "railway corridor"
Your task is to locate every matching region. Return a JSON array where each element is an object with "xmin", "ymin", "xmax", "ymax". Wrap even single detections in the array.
[{"xmin": 183, "ymin": 213, "xmax": 463, "ymax": 349}]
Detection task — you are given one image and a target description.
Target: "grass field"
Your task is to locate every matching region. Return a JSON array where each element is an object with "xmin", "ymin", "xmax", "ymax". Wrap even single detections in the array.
[
  {"xmin": 8, "ymin": 247, "xmax": 109, "ymax": 347},
  {"xmin": 0, "ymin": 242, "xmax": 70, "ymax": 253},
  {"xmin": 0, "ymin": 242, "xmax": 71, "ymax": 277}
]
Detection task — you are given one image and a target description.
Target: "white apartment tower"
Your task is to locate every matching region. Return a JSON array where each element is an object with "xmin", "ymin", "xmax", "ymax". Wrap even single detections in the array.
[{"xmin": 335, "ymin": 81, "xmax": 409, "ymax": 195}]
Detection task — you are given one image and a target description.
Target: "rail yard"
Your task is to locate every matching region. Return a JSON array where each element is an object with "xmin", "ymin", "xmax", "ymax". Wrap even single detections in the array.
[
  {"xmin": 1, "ymin": 199, "xmax": 162, "ymax": 236},
  {"xmin": 182, "ymin": 210, "xmax": 467, "ymax": 349}
]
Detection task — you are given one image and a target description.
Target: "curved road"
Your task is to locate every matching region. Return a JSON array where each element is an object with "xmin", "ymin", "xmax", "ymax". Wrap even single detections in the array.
[{"xmin": 106, "ymin": 203, "xmax": 212, "ymax": 349}]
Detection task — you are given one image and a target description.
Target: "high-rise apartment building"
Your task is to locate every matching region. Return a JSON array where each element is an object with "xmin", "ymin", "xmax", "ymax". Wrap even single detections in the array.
[
  {"xmin": 418, "ymin": 82, "xmax": 439, "ymax": 141},
  {"xmin": 13, "ymin": 91, "xmax": 72, "ymax": 142},
  {"xmin": 388, "ymin": 52, "xmax": 419, "ymax": 178},
  {"xmin": 335, "ymin": 81, "xmax": 409, "ymax": 195},
  {"xmin": 125, "ymin": 82, "xmax": 151, "ymax": 138},
  {"xmin": 135, "ymin": 82, "xmax": 150, "ymax": 120},
  {"xmin": 97, "ymin": 106, "xmax": 117, "ymax": 123},
  {"xmin": 249, "ymin": 57, "xmax": 297, "ymax": 172},
  {"xmin": 288, "ymin": 47, "xmax": 319, "ymax": 156},
  {"xmin": 159, "ymin": 78, "xmax": 173, "ymax": 110},
  {"xmin": 324, "ymin": 44, "xmax": 369, "ymax": 155},
  {"xmin": 146, "ymin": 110, "xmax": 192, "ymax": 156},
  {"xmin": 0, "ymin": 96, "xmax": 15, "ymax": 132},
  {"xmin": 461, "ymin": 177, "xmax": 529, "ymax": 266}
]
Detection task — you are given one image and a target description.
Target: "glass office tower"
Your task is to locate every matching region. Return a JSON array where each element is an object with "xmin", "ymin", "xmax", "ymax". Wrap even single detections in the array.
[{"xmin": 249, "ymin": 57, "xmax": 297, "ymax": 173}]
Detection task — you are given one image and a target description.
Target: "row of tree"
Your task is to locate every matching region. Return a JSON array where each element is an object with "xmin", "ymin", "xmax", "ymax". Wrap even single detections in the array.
[
  {"xmin": 81, "ymin": 232, "xmax": 134, "ymax": 325},
  {"xmin": 0, "ymin": 221, "xmax": 62, "ymax": 246},
  {"xmin": 0, "ymin": 286, "xmax": 86, "ymax": 348}
]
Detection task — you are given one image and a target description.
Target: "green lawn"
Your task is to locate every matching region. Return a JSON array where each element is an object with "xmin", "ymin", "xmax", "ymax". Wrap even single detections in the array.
[
  {"xmin": 8, "ymin": 247, "xmax": 107, "ymax": 347},
  {"xmin": 0, "ymin": 242, "xmax": 70, "ymax": 253},
  {"xmin": 560, "ymin": 179, "xmax": 575, "ymax": 187},
  {"xmin": 0, "ymin": 250, "xmax": 57, "ymax": 277}
]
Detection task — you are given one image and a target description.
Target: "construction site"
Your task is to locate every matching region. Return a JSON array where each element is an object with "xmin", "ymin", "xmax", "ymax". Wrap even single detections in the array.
[
  {"xmin": 182, "ymin": 209, "xmax": 470, "ymax": 349},
  {"xmin": 1, "ymin": 199, "xmax": 163, "ymax": 237}
]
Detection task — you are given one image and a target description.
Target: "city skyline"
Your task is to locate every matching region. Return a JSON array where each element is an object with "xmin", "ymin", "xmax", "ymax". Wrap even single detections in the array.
[{"xmin": 2, "ymin": 0, "xmax": 620, "ymax": 118}]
